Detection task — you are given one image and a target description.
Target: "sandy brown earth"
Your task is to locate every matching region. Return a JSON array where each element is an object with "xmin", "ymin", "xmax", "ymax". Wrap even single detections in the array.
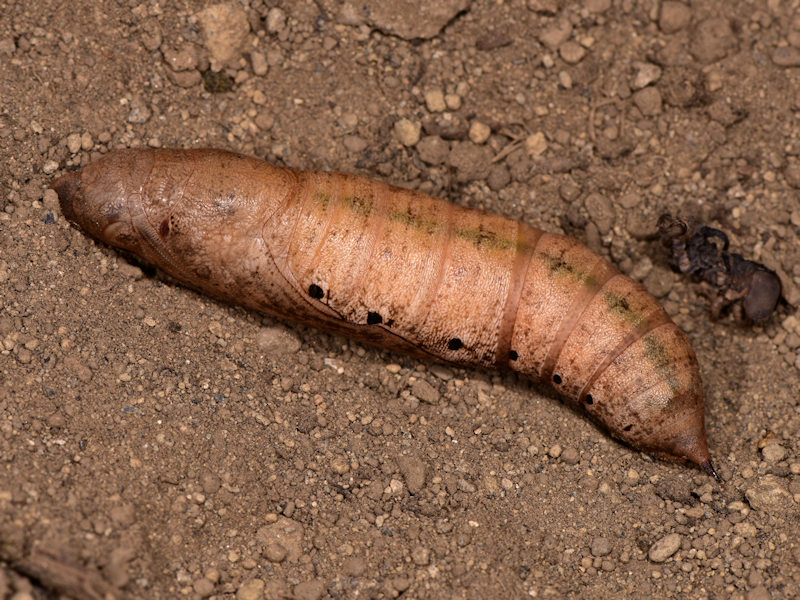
[{"xmin": 2, "ymin": 1, "xmax": 800, "ymax": 599}]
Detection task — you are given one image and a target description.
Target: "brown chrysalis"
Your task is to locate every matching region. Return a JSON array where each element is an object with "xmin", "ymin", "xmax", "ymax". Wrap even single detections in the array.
[{"xmin": 52, "ymin": 148, "xmax": 718, "ymax": 479}]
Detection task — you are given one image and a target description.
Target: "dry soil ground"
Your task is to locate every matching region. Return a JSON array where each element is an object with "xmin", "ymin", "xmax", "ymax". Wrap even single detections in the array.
[{"xmin": 1, "ymin": 1, "xmax": 800, "ymax": 599}]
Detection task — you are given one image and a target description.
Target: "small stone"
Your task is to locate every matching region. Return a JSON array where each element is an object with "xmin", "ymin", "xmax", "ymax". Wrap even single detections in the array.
[
  {"xmin": 194, "ymin": 578, "xmax": 215, "ymax": 597},
  {"xmin": 468, "ymin": 121, "xmax": 491, "ymax": 144},
  {"xmin": 127, "ymin": 99, "xmax": 151, "ymax": 124},
  {"xmin": 197, "ymin": 3, "xmax": 251, "ymax": 69},
  {"xmin": 643, "ymin": 267, "xmax": 675, "ymax": 298},
  {"xmin": 342, "ymin": 556, "xmax": 366, "ymax": 577},
  {"xmin": 163, "ymin": 46, "xmax": 197, "ymax": 71},
  {"xmin": 633, "ymin": 86, "xmax": 662, "ymax": 116},
  {"xmin": 585, "ymin": 0, "xmax": 611, "ymax": 13},
  {"xmin": 411, "ymin": 546, "xmax": 430, "ymax": 566},
  {"xmin": 659, "ymin": 1, "xmax": 692, "ymax": 34},
  {"xmin": 424, "ymin": 89, "xmax": 447, "ymax": 113},
  {"xmin": 559, "ymin": 41, "xmax": 586, "ymax": 64},
  {"xmin": 747, "ymin": 586, "xmax": 770, "ymax": 600},
  {"xmin": 584, "ymin": 192, "xmax": 615, "ymax": 235},
  {"xmin": 772, "ymin": 46, "xmax": 800, "ymax": 67},
  {"xmin": 762, "ymin": 443, "xmax": 786, "ymax": 463},
  {"xmin": 66, "ymin": 133, "xmax": 82, "ymax": 154},
  {"xmin": 166, "ymin": 69, "xmax": 202, "ymax": 88},
  {"xmin": 330, "ymin": 455, "xmax": 350, "ymax": 474},
  {"xmin": 417, "ymin": 135, "xmax": 450, "ymax": 165},
  {"xmin": 256, "ymin": 517, "xmax": 304, "ymax": 562},
  {"xmin": 648, "ymin": 533, "xmax": 681, "ymax": 563},
  {"xmin": 0, "ymin": 37, "xmax": 15, "ymax": 55},
  {"xmin": 43, "ymin": 160, "xmax": 59, "ymax": 175},
  {"xmin": 263, "ymin": 543, "xmax": 288, "ymax": 563},
  {"xmin": 445, "ymin": 93, "xmax": 462, "ymax": 110},
  {"xmin": 446, "ymin": 141, "xmax": 492, "ymax": 182},
  {"xmin": 591, "ymin": 537, "xmax": 612, "ymax": 557},
  {"xmin": 250, "ymin": 51, "xmax": 268, "ymax": 75},
  {"xmin": 396, "ymin": 454, "xmax": 426, "ymax": 493},
  {"xmin": 539, "ymin": 21, "xmax": 572, "ymax": 51},
  {"xmin": 394, "ymin": 118, "xmax": 421, "ymax": 146},
  {"xmin": 690, "ymin": 18, "xmax": 735, "ymax": 64},
  {"xmin": 632, "ymin": 62, "xmax": 662, "ymax": 90},
  {"xmin": 548, "ymin": 444, "xmax": 562, "ymax": 459},
  {"xmin": 411, "ymin": 379, "xmax": 439, "ymax": 404},
  {"xmin": 63, "ymin": 356, "xmax": 94, "ymax": 383},
  {"xmin": 524, "ymin": 132, "xmax": 548, "ymax": 156},
  {"xmin": 745, "ymin": 475, "xmax": 794, "ymax": 514},
  {"xmin": 293, "ymin": 580, "xmax": 325, "ymax": 600},
  {"xmin": 255, "ymin": 326, "xmax": 301, "ymax": 354},
  {"xmin": 266, "ymin": 7, "xmax": 286, "ymax": 33},
  {"xmin": 561, "ymin": 447, "xmax": 580, "ymax": 465},
  {"xmin": 343, "ymin": 135, "xmax": 368, "ymax": 153},
  {"xmin": 81, "ymin": 132, "xmax": 94, "ymax": 150},
  {"xmin": 236, "ymin": 578, "xmax": 265, "ymax": 600},
  {"xmin": 487, "ymin": 164, "xmax": 511, "ymax": 191}
]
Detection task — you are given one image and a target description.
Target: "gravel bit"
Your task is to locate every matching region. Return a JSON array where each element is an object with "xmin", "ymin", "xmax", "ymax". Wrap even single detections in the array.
[{"xmin": 648, "ymin": 533, "xmax": 682, "ymax": 563}]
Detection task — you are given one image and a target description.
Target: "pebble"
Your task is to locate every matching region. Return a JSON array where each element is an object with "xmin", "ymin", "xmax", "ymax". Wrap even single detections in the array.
[
  {"xmin": 745, "ymin": 475, "xmax": 793, "ymax": 514},
  {"xmin": 487, "ymin": 164, "xmax": 511, "ymax": 191},
  {"xmin": 591, "ymin": 537, "xmax": 612, "ymax": 557},
  {"xmin": 250, "ymin": 51, "xmax": 268, "ymax": 75},
  {"xmin": 632, "ymin": 62, "xmax": 662, "ymax": 90},
  {"xmin": 633, "ymin": 86, "xmax": 662, "ymax": 116},
  {"xmin": 294, "ymin": 580, "xmax": 326, "ymax": 600},
  {"xmin": 263, "ymin": 542, "xmax": 287, "ymax": 563},
  {"xmin": 747, "ymin": 587, "xmax": 770, "ymax": 600},
  {"xmin": 445, "ymin": 93, "xmax": 462, "ymax": 110},
  {"xmin": 256, "ymin": 517, "xmax": 304, "ymax": 562},
  {"xmin": 193, "ymin": 577, "xmax": 215, "ymax": 597},
  {"xmin": 559, "ymin": 41, "xmax": 586, "ymax": 64},
  {"xmin": 66, "ymin": 132, "xmax": 82, "ymax": 154},
  {"xmin": 411, "ymin": 545, "xmax": 431, "ymax": 566},
  {"xmin": 561, "ymin": 447, "xmax": 580, "ymax": 465},
  {"xmin": 446, "ymin": 141, "xmax": 492, "ymax": 181},
  {"xmin": 772, "ymin": 46, "xmax": 800, "ymax": 68},
  {"xmin": 43, "ymin": 160, "xmax": 59, "ymax": 175},
  {"xmin": 643, "ymin": 267, "xmax": 675, "ymax": 298},
  {"xmin": 468, "ymin": 121, "xmax": 491, "ymax": 144},
  {"xmin": 539, "ymin": 21, "xmax": 572, "ymax": 51},
  {"xmin": 762, "ymin": 443, "xmax": 786, "ymax": 463},
  {"xmin": 585, "ymin": 0, "xmax": 611, "ymax": 12},
  {"xmin": 396, "ymin": 454, "xmax": 426, "ymax": 493},
  {"xmin": 266, "ymin": 7, "xmax": 287, "ymax": 33},
  {"xmin": 417, "ymin": 135, "xmax": 450, "ymax": 165},
  {"xmin": 197, "ymin": 3, "xmax": 250, "ymax": 69},
  {"xmin": 425, "ymin": 89, "xmax": 447, "ymax": 113},
  {"xmin": 343, "ymin": 135, "xmax": 368, "ymax": 153},
  {"xmin": 359, "ymin": 0, "xmax": 470, "ymax": 40},
  {"xmin": 648, "ymin": 533, "xmax": 681, "ymax": 563},
  {"xmin": 690, "ymin": 17, "xmax": 734, "ymax": 64},
  {"xmin": 659, "ymin": 1, "xmax": 692, "ymax": 34},
  {"xmin": 395, "ymin": 118, "xmax": 421, "ymax": 146},
  {"xmin": 330, "ymin": 454, "xmax": 350, "ymax": 474},
  {"xmin": 342, "ymin": 556, "xmax": 367, "ymax": 576},
  {"xmin": 411, "ymin": 379, "xmax": 439, "ymax": 404},
  {"xmin": 255, "ymin": 326, "xmax": 301, "ymax": 354},
  {"xmin": 525, "ymin": 132, "xmax": 548, "ymax": 156},
  {"xmin": 548, "ymin": 444, "xmax": 563, "ymax": 459},
  {"xmin": 127, "ymin": 98, "xmax": 151, "ymax": 124},
  {"xmin": 163, "ymin": 46, "xmax": 197, "ymax": 71},
  {"xmin": 584, "ymin": 192, "xmax": 615, "ymax": 235},
  {"xmin": 236, "ymin": 578, "xmax": 265, "ymax": 600}
]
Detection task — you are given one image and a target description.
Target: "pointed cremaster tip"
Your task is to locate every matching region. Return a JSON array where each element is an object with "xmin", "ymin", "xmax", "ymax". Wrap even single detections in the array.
[{"xmin": 701, "ymin": 459, "xmax": 723, "ymax": 484}]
